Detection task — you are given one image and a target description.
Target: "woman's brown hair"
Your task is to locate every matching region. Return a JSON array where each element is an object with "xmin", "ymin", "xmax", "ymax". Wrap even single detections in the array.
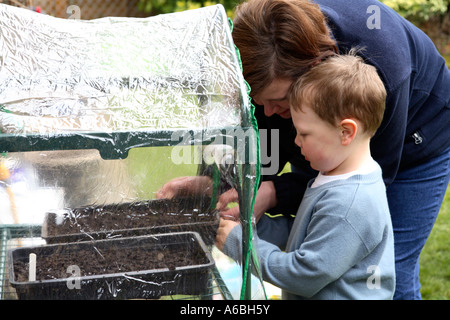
[{"xmin": 232, "ymin": 0, "xmax": 338, "ymax": 97}]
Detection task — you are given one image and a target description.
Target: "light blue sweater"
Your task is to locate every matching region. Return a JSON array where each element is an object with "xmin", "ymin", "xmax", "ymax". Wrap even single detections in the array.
[{"xmin": 223, "ymin": 165, "xmax": 395, "ymax": 300}]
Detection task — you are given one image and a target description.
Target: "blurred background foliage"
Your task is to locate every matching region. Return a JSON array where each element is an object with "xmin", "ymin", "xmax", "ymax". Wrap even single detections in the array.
[
  {"xmin": 379, "ymin": 0, "xmax": 448, "ymax": 21},
  {"xmin": 378, "ymin": 0, "xmax": 450, "ymax": 54},
  {"xmin": 136, "ymin": 0, "xmax": 449, "ymax": 54},
  {"xmin": 137, "ymin": 0, "xmax": 449, "ymax": 21},
  {"xmin": 137, "ymin": 0, "xmax": 237, "ymax": 16}
]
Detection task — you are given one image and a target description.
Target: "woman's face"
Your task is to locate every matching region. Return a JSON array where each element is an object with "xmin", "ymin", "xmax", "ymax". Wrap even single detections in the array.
[{"xmin": 252, "ymin": 78, "xmax": 293, "ymax": 119}]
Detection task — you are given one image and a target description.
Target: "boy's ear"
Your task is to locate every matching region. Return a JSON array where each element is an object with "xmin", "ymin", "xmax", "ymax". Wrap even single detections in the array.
[{"xmin": 339, "ymin": 119, "xmax": 358, "ymax": 146}]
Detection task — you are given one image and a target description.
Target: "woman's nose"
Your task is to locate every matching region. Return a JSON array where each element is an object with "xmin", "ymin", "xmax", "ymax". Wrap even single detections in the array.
[
  {"xmin": 264, "ymin": 102, "xmax": 278, "ymax": 117},
  {"xmin": 253, "ymin": 97, "xmax": 276, "ymax": 116}
]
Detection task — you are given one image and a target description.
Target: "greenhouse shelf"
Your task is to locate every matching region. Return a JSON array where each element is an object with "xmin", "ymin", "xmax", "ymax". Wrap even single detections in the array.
[
  {"xmin": 0, "ymin": 224, "xmax": 233, "ymax": 300},
  {"xmin": 0, "ymin": 224, "xmax": 41, "ymax": 299}
]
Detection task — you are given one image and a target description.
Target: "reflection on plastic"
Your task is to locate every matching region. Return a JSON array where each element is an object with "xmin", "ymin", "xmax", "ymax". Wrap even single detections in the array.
[{"xmin": 0, "ymin": 4, "xmax": 244, "ymax": 134}]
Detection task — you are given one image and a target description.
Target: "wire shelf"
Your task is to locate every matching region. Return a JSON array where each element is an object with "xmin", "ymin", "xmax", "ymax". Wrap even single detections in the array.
[{"xmin": 0, "ymin": 224, "xmax": 232, "ymax": 300}]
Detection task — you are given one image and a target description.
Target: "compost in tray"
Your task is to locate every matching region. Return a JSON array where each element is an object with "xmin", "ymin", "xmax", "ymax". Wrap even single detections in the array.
[
  {"xmin": 42, "ymin": 197, "xmax": 219, "ymax": 244},
  {"xmin": 9, "ymin": 232, "xmax": 215, "ymax": 300},
  {"xmin": 13, "ymin": 240, "xmax": 203, "ymax": 281}
]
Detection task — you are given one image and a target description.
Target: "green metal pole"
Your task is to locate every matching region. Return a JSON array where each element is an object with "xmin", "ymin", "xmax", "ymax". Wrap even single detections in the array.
[{"xmin": 241, "ymin": 162, "xmax": 253, "ymax": 300}]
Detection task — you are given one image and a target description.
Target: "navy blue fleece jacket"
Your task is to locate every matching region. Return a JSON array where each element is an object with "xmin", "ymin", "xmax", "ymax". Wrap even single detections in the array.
[{"xmin": 259, "ymin": 0, "xmax": 450, "ymax": 216}]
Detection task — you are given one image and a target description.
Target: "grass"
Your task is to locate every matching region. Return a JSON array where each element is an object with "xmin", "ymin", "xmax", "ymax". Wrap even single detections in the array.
[
  {"xmin": 419, "ymin": 185, "xmax": 450, "ymax": 300},
  {"xmin": 126, "ymin": 146, "xmax": 198, "ymax": 198}
]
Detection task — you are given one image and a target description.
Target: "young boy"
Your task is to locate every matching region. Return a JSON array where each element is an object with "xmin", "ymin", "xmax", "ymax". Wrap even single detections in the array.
[{"xmin": 216, "ymin": 53, "xmax": 396, "ymax": 299}]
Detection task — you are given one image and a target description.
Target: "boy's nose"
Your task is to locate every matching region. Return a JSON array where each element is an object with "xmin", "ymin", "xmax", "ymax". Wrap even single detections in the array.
[{"xmin": 294, "ymin": 136, "xmax": 301, "ymax": 148}]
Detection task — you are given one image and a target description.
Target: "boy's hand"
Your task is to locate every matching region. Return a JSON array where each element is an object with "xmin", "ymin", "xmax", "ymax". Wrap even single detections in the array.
[{"xmin": 216, "ymin": 218, "xmax": 239, "ymax": 251}]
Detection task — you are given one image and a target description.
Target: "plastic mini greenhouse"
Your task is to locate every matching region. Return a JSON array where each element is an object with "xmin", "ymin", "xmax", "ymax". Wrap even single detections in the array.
[{"xmin": 0, "ymin": 4, "xmax": 264, "ymax": 300}]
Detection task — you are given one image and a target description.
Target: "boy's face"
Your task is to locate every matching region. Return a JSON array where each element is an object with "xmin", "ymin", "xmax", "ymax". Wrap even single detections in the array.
[{"xmin": 291, "ymin": 104, "xmax": 344, "ymax": 174}]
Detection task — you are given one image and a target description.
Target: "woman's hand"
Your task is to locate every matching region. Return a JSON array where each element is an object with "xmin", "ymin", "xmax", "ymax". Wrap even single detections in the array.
[
  {"xmin": 157, "ymin": 177, "xmax": 278, "ymax": 224},
  {"xmin": 156, "ymin": 176, "xmax": 213, "ymax": 199}
]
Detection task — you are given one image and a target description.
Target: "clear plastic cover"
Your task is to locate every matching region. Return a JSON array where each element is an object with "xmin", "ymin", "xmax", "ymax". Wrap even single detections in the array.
[
  {"xmin": 0, "ymin": 4, "xmax": 263, "ymax": 300},
  {"xmin": 0, "ymin": 4, "xmax": 243, "ymax": 133}
]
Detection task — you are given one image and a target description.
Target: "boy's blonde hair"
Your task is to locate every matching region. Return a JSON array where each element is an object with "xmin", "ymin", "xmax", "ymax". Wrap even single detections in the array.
[{"xmin": 289, "ymin": 52, "xmax": 386, "ymax": 136}]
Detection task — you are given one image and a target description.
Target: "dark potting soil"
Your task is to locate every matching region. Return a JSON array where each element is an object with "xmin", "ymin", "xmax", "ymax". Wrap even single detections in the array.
[
  {"xmin": 13, "ymin": 240, "xmax": 208, "ymax": 283},
  {"xmin": 45, "ymin": 198, "xmax": 218, "ymax": 237}
]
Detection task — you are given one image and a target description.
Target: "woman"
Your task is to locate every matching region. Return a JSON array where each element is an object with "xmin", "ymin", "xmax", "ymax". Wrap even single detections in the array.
[{"xmin": 229, "ymin": 0, "xmax": 450, "ymax": 300}]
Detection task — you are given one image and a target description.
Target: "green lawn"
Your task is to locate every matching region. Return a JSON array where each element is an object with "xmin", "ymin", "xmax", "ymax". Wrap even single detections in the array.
[{"xmin": 419, "ymin": 185, "xmax": 450, "ymax": 300}]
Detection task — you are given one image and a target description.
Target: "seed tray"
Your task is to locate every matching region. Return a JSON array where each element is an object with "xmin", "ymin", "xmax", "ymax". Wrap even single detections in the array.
[
  {"xmin": 8, "ymin": 232, "xmax": 214, "ymax": 300},
  {"xmin": 42, "ymin": 198, "xmax": 219, "ymax": 245}
]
